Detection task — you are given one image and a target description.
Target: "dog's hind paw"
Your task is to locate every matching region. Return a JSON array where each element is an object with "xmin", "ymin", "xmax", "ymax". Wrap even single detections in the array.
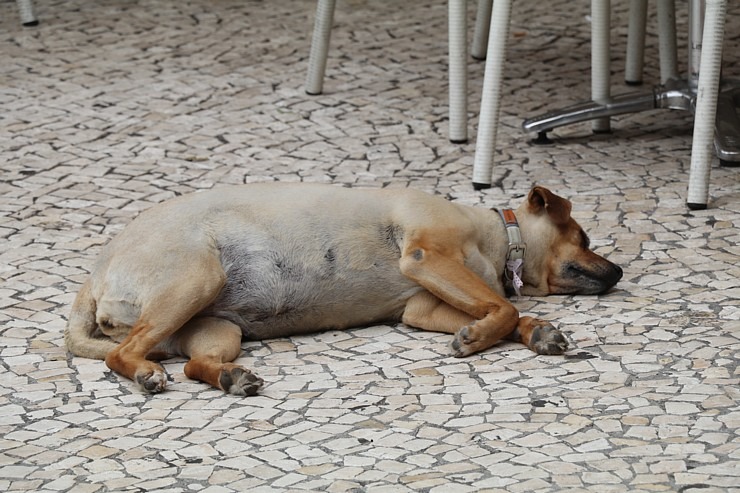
[
  {"xmin": 219, "ymin": 367, "xmax": 264, "ymax": 396},
  {"xmin": 135, "ymin": 369, "xmax": 168, "ymax": 393},
  {"xmin": 529, "ymin": 322, "xmax": 569, "ymax": 355}
]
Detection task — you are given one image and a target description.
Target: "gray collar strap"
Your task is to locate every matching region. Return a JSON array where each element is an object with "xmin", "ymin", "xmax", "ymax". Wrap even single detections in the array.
[{"xmin": 498, "ymin": 209, "xmax": 526, "ymax": 296}]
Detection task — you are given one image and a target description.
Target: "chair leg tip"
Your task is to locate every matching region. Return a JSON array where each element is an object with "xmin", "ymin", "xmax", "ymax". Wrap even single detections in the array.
[
  {"xmin": 687, "ymin": 202, "xmax": 707, "ymax": 210},
  {"xmin": 719, "ymin": 159, "xmax": 740, "ymax": 168},
  {"xmin": 625, "ymin": 79, "xmax": 643, "ymax": 86},
  {"xmin": 473, "ymin": 182, "xmax": 491, "ymax": 191},
  {"xmin": 531, "ymin": 132, "xmax": 553, "ymax": 146},
  {"xmin": 23, "ymin": 20, "xmax": 39, "ymax": 27},
  {"xmin": 450, "ymin": 139, "xmax": 468, "ymax": 144}
]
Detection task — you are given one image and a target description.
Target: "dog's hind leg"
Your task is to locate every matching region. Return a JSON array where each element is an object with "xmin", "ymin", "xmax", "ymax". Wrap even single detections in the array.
[
  {"xmin": 104, "ymin": 254, "xmax": 226, "ymax": 393},
  {"xmin": 168, "ymin": 317, "xmax": 263, "ymax": 396}
]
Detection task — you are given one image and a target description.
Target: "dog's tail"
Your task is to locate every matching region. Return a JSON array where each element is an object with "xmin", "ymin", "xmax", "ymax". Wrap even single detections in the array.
[{"xmin": 65, "ymin": 280, "xmax": 116, "ymax": 360}]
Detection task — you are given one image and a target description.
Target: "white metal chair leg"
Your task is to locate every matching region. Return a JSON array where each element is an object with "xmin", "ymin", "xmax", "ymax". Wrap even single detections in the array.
[
  {"xmin": 626, "ymin": 0, "xmax": 678, "ymax": 85},
  {"xmin": 591, "ymin": 0, "xmax": 611, "ymax": 133},
  {"xmin": 657, "ymin": 0, "xmax": 678, "ymax": 83},
  {"xmin": 17, "ymin": 0, "xmax": 38, "ymax": 26},
  {"xmin": 472, "ymin": 0, "xmax": 493, "ymax": 60},
  {"xmin": 449, "ymin": 0, "xmax": 469, "ymax": 143},
  {"xmin": 472, "ymin": 0, "xmax": 513, "ymax": 188},
  {"xmin": 305, "ymin": 0, "xmax": 337, "ymax": 95},
  {"xmin": 687, "ymin": 0, "xmax": 726, "ymax": 209},
  {"xmin": 305, "ymin": 0, "xmax": 469, "ymax": 143},
  {"xmin": 625, "ymin": 0, "xmax": 647, "ymax": 85},
  {"xmin": 473, "ymin": 1, "xmax": 617, "ymax": 187}
]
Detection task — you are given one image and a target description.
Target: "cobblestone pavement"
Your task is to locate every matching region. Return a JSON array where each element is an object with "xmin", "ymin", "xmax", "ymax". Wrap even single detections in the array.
[{"xmin": 2, "ymin": 0, "xmax": 739, "ymax": 491}]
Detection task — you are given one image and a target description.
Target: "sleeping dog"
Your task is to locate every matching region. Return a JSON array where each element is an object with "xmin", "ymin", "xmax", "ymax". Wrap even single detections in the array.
[{"xmin": 66, "ymin": 183, "xmax": 622, "ymax": 395}]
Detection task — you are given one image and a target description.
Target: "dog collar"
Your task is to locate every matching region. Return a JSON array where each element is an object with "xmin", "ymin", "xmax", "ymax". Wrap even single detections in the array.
[{"xmin": 498, "ymin": 209, "xmax": 526, "ymax": 296}]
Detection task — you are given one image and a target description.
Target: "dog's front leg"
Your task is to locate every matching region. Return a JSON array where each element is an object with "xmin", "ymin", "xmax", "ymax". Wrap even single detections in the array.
[
  {"xmin": 508, "ymin": 316, "xmax": 569, "ymax": 355},
  {"xmin": 399, "ymin": 243, "xmax": 518, "ymax": 357},
  {"xmin": 402, "ymin": 290, "xmax": 476, "ymax": 334}
]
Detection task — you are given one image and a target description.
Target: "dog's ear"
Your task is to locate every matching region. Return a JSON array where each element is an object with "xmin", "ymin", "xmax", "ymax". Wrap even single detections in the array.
[{"xmin": 527, "ymin": 186, "xmax": 572, "ymax": 225}]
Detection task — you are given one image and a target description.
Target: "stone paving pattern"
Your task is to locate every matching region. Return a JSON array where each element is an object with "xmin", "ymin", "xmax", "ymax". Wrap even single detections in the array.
[{"xmin": 1, "ymin": 0, "xmax": 739, "ymax": 491}]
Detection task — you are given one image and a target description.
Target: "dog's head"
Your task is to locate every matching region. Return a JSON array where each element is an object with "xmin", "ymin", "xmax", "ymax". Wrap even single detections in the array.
[{"xmin": 514, "ymin": 186, "xmax": 622, "ymax": 296}]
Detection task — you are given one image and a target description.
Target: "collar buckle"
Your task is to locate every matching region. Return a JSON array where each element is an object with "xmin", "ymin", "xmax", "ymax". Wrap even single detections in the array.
[
  {"xmin": 506, "ymin": 242, "xmax": 526, "ymax": 263},
  {"xmin": 498, "ymin": 208, "xmax": 526, "ymax": 295}
]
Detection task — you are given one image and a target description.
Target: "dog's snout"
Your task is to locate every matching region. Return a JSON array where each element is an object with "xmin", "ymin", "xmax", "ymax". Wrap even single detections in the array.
[{"xmin": 557, "ymin": 259, "xmax": 622, "ymax": 295}]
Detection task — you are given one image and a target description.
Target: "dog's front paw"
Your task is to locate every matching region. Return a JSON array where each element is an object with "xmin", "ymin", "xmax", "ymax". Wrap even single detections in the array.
[
  {"xmin": 135, "ymin": 368, "xmax": 168, "ymax": 393},
  {"xmin": 450, "ymin": 325, "xmax": 483, "ymax": 358},
  {"xmin": 529, "ymin": 321, "xmax": 569, "ymax": 355},
  {"xmin": 219, "ymin": 367, "xmax": 264, "ymax": 396}
]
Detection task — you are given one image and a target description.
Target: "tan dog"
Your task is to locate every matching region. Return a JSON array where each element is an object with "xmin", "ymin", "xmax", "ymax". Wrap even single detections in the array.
[{"xmin": 66, "ymin": 183, "xmax": 622, "ymax": 395}]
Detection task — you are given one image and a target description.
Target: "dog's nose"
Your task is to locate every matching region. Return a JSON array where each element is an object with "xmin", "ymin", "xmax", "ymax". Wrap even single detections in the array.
[{"xmin": 602, "ymin": 263, "xmax": 623, "ymax": 292}]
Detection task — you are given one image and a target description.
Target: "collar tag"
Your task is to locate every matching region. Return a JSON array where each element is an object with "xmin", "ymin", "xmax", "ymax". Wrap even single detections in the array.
[{"xmin": 506, "ymin": 258, "xmax": 524, "ymax": 296}]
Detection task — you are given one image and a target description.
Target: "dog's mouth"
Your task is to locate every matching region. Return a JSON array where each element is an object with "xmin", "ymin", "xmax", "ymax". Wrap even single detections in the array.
[{"xmin": 550, "ymin": 261, "xmax": 623, "ymax": 295}]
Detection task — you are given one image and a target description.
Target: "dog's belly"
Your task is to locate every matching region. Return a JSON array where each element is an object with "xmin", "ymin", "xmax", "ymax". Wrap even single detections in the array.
[{"xmin": 205, "ymin": 236, "xmax": 421, "ymax": 339}]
